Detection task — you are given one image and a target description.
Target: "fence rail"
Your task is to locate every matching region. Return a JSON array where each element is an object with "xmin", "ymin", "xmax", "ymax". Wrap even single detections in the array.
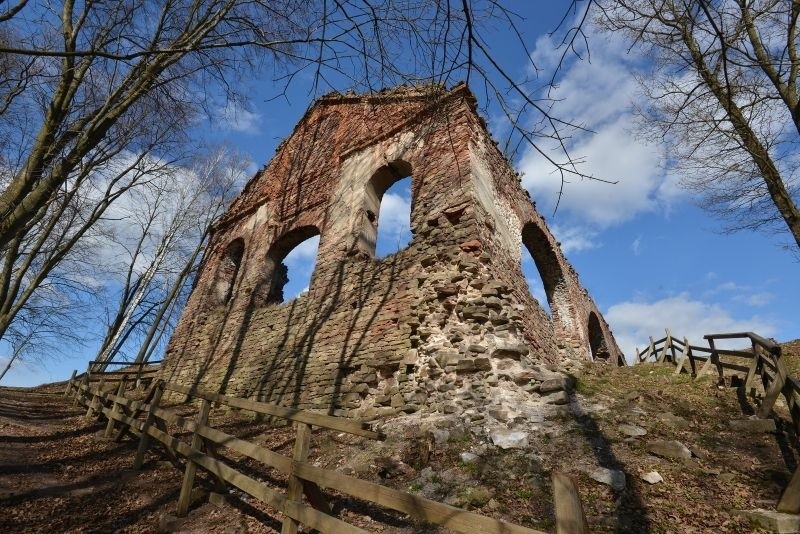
[
  {"xmin": 63, "ymin": 369, "xmax": 588, "ymax": 534},
  {"xmin": 635, "ymin": 330, "xmax": 800, "ymax": 514},
  {"xmin": 65, "ymin": 361, "xmax": 162, "ymax": 396}
]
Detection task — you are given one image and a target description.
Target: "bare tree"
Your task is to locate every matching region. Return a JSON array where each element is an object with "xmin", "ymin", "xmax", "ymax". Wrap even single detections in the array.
[
  {"xmin": 0, "ymin": 148, "xmax": 174, "ymax": 344},
  {"xmin": 91, "ymin": 148, "xmax": 244, "ymax": 369},
  {"xmin": 0, "ymin": 269, "xmax": 87, "ymax": 383},
  {"xmin": 595, "ymin": 0, "xmax": 800, "ymax": 249}
]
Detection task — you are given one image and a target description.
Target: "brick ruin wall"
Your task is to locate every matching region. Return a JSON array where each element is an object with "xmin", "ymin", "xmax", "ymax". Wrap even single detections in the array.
[{"xmin": 160, "ymin": 85, "xmax": 623, "ymax": 419}]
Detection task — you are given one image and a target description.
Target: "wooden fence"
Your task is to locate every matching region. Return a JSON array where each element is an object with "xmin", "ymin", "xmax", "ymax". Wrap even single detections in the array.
[
  {"xmin": 63, "ymin": 371, "xmax": 589, "ymax": 534},
  {"xmin": 635, "ymin": 330, "xmax": 800, "ymax": 514},
  {"xmin": 65, "ymin": 360, "xmax": 162, "ymax": 397},
  {"xmin": 634, "ymin": 329, "xmax": 782, "ymax": 382}
]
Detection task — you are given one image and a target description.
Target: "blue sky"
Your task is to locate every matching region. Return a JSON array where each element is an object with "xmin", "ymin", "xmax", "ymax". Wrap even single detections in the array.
[{"xmin": 4, "ymin": 3, "xmax": 798, "ymax": 385}]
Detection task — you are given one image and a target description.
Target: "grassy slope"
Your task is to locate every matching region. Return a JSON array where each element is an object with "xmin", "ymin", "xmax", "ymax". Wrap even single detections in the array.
[
  {"xmin": 564, "ymin": 341, "xmax": 800, "ymax": 532},
  {"xmin": 313, "ymin": 341, "xmax": 800, "ymax": 532}
]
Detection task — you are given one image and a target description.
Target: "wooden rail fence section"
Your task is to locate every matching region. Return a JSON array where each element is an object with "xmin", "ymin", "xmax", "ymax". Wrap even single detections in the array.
[
  {"xmin": 635, "ymin": 330, "xmax": 800, "ymax": 514},
  {"xmin": 63, "ymin": 369, "xmax": 588, "ymax": 533}
]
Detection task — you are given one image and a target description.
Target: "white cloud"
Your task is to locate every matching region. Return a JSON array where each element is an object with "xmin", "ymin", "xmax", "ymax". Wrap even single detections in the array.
[
  {"xmin": 702, "ymin": 281, "xmax": 774, "ymax": 308},
  {"xmin": 714, "ymin": 281, "xmax": 740, "ymax": 293},
  {"xmin": 606, "ymin": 293, "xmax": 775, "ymax": 361},
  {"xmin": 550, "ymin": 224, "xmax": 600, "ymax": 254},
  {"xmin": 520, "ymin": 28, "xmax": 681, "ymax": 230},
  {"xmin": 521, "ymin": 254, "xmax": 552, "ymax": 313},
  {"xmin": 218, "ymin": 101, "xmax": 261, "ymax": 134},
  {"xmin": 283, "ymin": 235, "xmax": 320, "ymax": 300},
  {"xmin": 376, "ymin": 190, "xmax": 412, "ymax": 253},
  {"xmin": 631, "ymin": 235, "xmax": 642, "ymax": 255},
  {"xmin": 525, "ymin": 276, "xmax": 549, "ymax": 311},
  {"xmin": 284, "ymin": 235, "xmax": 320, "ymax": 268},
  {"xmin": 379, "ymin": 191, "xmax": 411, "ymax": 230},
  {"xmin": 733, "ymin": 291, "xmax": 774, "ymax": 307}
]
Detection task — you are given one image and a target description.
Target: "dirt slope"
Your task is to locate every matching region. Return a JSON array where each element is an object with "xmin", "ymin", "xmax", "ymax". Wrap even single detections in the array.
[{"xmin": 3, "ymin": 343, "xmax": 799, "ymax": 533}]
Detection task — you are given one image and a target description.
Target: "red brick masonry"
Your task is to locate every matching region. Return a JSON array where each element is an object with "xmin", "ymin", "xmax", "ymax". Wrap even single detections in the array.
[{"xmin": 161, "ymin": 84, "xmax": 623, "ymax": 416}]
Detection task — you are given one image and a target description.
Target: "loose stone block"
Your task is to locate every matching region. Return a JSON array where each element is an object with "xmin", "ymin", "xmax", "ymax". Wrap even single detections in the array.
[
  {"xmin": 490, "ymin": 430, "xmax": 529, "ymax": 449},
  {"xmin": 456, "ymin": 359, "xmax": 476, "ymax": 372},
  {"xmin": 539, "ymin": 376, "xmax": 567, "ymax": 393},
  {"xmin": 647, "ymin": 440, "xmax": 692, "ymax": 460},
  {"xmin": 728, "ymin": 418, "xmax": 777, "ymax": 433},
  {"xmin": 641, "ymin": 471, "xmax": 663, "ymax": 484},
  {"xmin": 474, "ymin": 358, "xmax": 492, "ymax": 371},
  {"xmin": 585, "ymin": 467, "xmax": 626, "ymax": 491},
  {"xmin": 734, "ymin": 510, "xmax": 800, "ymax": 533},
  {"xmin": 491, "ymin": 342, "xmax": 530, "ymax": 360},
  {"xmin": 542, "ymin": 391, "xmax": 569, "ymax": 405}
]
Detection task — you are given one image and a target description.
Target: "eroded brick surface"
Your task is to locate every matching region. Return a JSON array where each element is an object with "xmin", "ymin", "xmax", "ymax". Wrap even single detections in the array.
[{"xmin": 161, "ymin": 84, "xmax": 623, "ymax": 417}]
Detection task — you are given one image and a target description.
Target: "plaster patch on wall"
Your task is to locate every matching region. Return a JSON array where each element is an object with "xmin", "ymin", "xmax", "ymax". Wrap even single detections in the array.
[
  {"xmin": 470, "ymin": 142, "xmax": 520, "ymax": 262},
  {"xmin": 385, "ymin": 130, "xmax": 420, "ymax": 161}
]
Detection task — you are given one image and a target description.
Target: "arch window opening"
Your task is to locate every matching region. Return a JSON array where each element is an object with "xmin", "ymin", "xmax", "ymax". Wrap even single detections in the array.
[
  {"xmin": 521, "ymin": 252, "xmax": 551, "ymax": 316},
  {"xmin": 374, "ymin": 176, "xmax": 412, "ymax": 258},
  {"xmin": 282, "ymin": 235, "xmax": 320, "ymax": 301},
  {"xmin": 215, "ymin": 239, "xmax": 244, "ymax": 305},
  {"xmin": 520, "ymin": 222, "xmax": 566, "ymax": 319},
  {"xmin": 588, "ymin": 312, "xmax": 610, "ymax": 361},
  {"xmin": 360, "ymin": 161, "xmax": 413, "ymax": 258},
  {"xmin": 264, "ymin": 228, "xmax": 320, "ymax": 305}
]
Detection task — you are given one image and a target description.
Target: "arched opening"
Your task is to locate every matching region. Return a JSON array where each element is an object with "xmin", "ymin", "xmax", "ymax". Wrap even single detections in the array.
[
  {"xmin": 375, "ymin": 177, "xmax": 412, "ymax": 258},
  {"xmin": 521, "ymin": 253, "xmax": 551, "ymax": 315},
  {"xmin": 213, "ymin": 238, "xmax": 244, "ymax": 305},
  {"xmin": 521, "ymin": 222, "xmax": 565, "ymax": 317},
  {"xmin": 588, "ymin": 311, "xmax": 610, "ymax": 361},
  {"xmin": 360, "ymin": 161, "xmax": 413, "ymax": 257},
  {"xmin": 261, "ymin": 226, "xmax": 320, "ymax": 305}
]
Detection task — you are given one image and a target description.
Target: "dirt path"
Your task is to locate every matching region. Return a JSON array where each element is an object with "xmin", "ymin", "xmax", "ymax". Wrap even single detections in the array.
[
  {"xmin": 0, "ymin": 385, "xmax": 246, "ymax": 533},
  {"xmin": 0, "ymin": 385, "xmax": 397, "ymax": 534},
  {"xmin": 0, "ymin": 388, "xmax": 77, "ymax": 501}
]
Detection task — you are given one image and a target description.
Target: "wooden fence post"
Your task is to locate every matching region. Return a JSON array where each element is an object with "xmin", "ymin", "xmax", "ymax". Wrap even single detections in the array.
[
  {"xmin": 674, "ymin": 338, "xmax": 690, "ymax": 375},
  {"xmin": 282, "ymin": 422, "xmax": 312, "ymax": 534},
  {"xmin": 177, "ymin": 398, "xmax": 211, "ymax": 517},
  {"xmin": 669, "ymin": 330, "xmax": 678, "ymax": 362},
  {"xmin": 647, "ymin": 336, "xmax": 655, "ymax": 362},
  {"xmin": 758, "ymin": 352, "xmax": 787, "ymax": 419},
  {"xmin": 134, "ymin": 383, "xmax": 164, "ymax": 470},
  {"xmin": 743, "ymin": 341, "xmax": 759, "ymax": 394},
  {"xmin": 778, "ymin": 466, "xmax": 800, "ymax": 513},
  {"xmin": 73, "ymin": 373, "xmax": 88, "ymax": 407},
  {"xmin": 696, "ymin": 353, "xmax": 713, "ymax": 381},
  {"xmin": 104, "ymin": 378, "xmax": 127, "ymax": 438},
  {"xmin": 685, "ymin": 340, "xmax": 697, "ymax": 376},
  {"xmin": 135, "ymin": 364, "xmax": 144, "ymax": 389},
  {"xmin": 553, "ymin": 472, "xmax": 588, "ymax": 534},
  {"xmin": 633, "ymin": 347, "xmax": 639, "ymax": 365},
  {"xmin": 64, "ymin": 370, "xmax": 77, "ymax": 397},
  {"xmin": 658, "ymin": 330, "xmax": 671, "ymax": 363},
  {"xmin": 708, "ymin": 338, "xmax": 725, "ymax": 384},
  {"xmin": 85, "ymin": 377, "xmax": 105, "ymax": 420}
]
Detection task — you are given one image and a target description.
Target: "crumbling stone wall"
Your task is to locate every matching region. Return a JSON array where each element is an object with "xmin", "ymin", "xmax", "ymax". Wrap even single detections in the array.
[{"xmin": 161, "ymin": 84, "xmax": 623, "ymax": 418}]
